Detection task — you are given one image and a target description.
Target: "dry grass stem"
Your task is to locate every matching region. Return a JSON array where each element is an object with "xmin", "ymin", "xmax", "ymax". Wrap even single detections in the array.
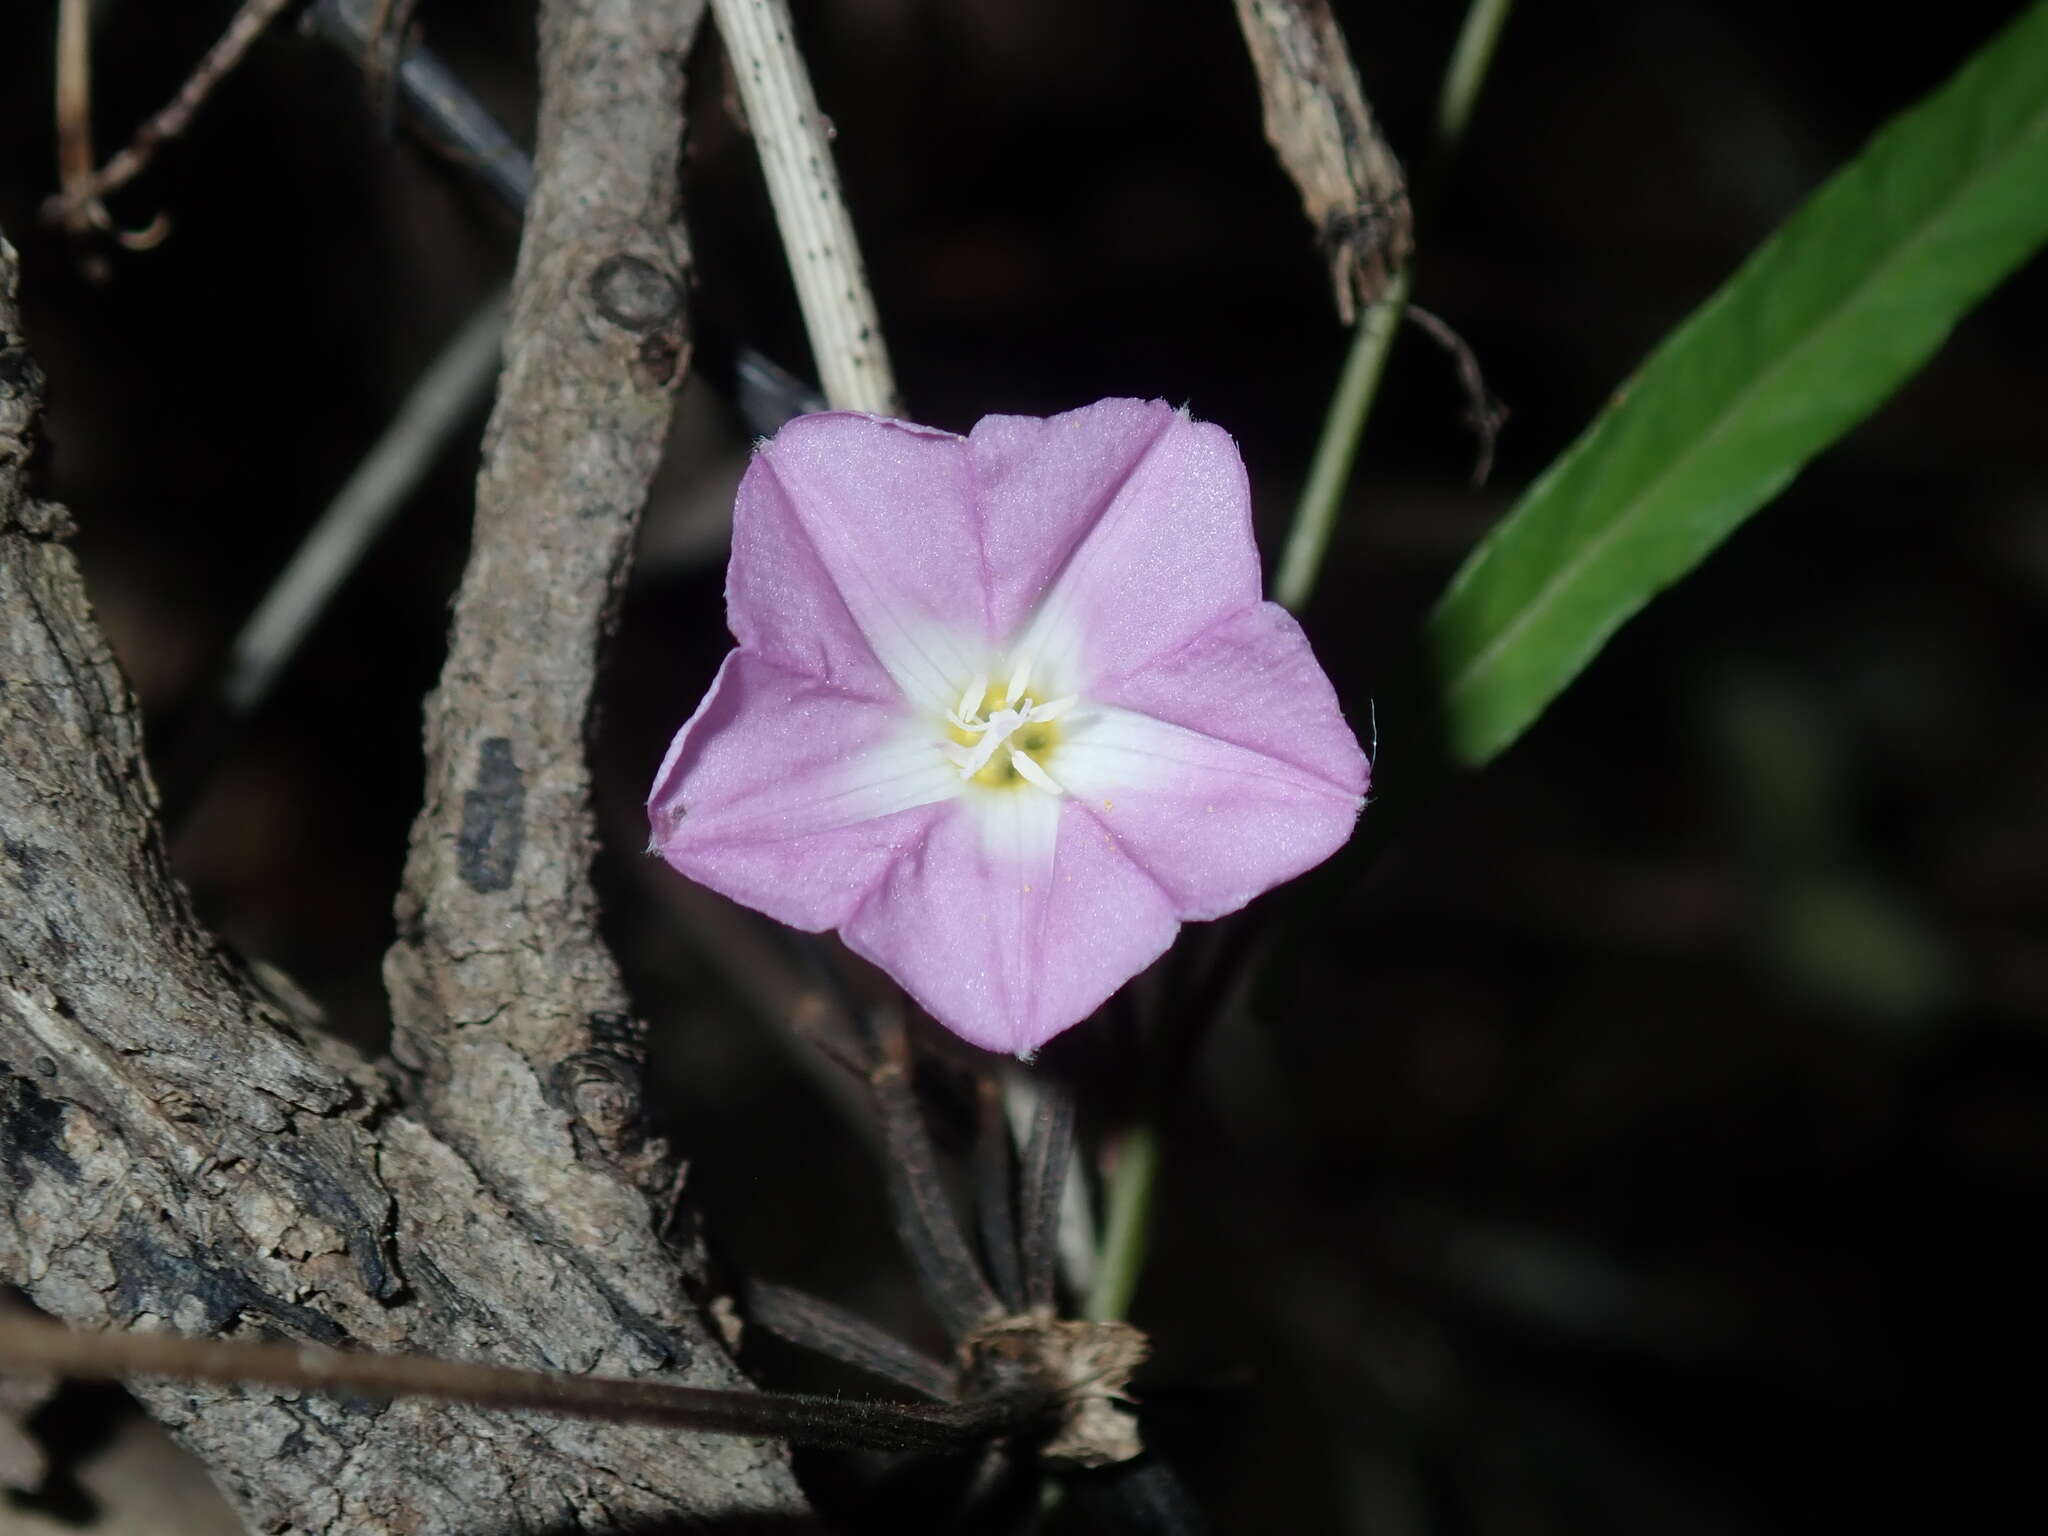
[
  {"xmin": 45, "ymin": 0, "xmax": 297, "ymax": 246},
  {"xmin": 709, "ymin": 0, "xmax": 900, "ymax": 412}
]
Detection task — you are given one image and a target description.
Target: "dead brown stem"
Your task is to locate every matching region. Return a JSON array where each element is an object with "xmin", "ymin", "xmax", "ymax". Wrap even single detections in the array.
[
  {"xmin": 871, "ymin": 1018, "xmax": 1007, "ymax": 1339},
  {"xmin": 744, "ymin": 1280, "xmax": 959, "ymax": 1402},
  {"xmin": 1020, "ymin": 1080, "xmax": 1078, "ymax": 1314},
  {"xmin": 45, "ymin": 0, "xmax": 296, "ymax": 246},
  {"xmin": 976, "ymin": 1074, "xmax": 1028, "ymax": 1313},
  {"xmin": 1231, "ymin": 0, "xmax": 1413, "ymax": 321}
]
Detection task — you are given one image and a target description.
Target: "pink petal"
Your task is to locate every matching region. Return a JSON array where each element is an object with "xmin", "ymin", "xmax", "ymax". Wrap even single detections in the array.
[
  {"xmin": 973, "ymin": 401, "xmax": 1262, "ymax": 694},
  {"xmin": 843, "ymin": 797, "xmax": 1180, "ymax": 1056},
  {"xmin": 649, "ymin": 651, "xmax": 959, "ymax": 932},
  {"xmin": 1094, "ymin": 601, "xmax": 1370, "ymax": 790},
  {"xmin": 730, "ymin": 414, "xmax": 986, "ymax": 709},
  {"xmin": 652, "ymin": 402, "xmax": 1368, "ymax": 1057},
  {"xmin": 1055, "ymin": 618, "xmax": 1366, "ymax": 920},
  {"xmin": 966, "ymin": 399, "xmax": 1183, "ymax": 640}
]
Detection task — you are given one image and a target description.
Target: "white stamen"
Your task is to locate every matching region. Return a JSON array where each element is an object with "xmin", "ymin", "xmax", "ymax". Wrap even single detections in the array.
[
  {"xmin": 955, "ymin": 709, "xmax": 1023, "ymax": 777},
  {"xmin": 956, "ymin": 672, "xmax": 987, "ymax": 723},
  {"xmin": 1009, "ymin": 749, "xmax": 1063, "ymax": 795},
  {"xmin": 940, "ymin": 655, "xmax": 1074, "ymax": 794},
  {"xmin": 956, "ymin": 734, "xmax": 1004, "ymax": 778}
]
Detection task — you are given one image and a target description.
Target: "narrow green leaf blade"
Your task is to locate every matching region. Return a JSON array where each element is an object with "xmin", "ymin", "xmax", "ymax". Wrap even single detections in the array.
[{"xmin": 1429, "ymin": 3, "xmax": 2048, "ymax": 766}]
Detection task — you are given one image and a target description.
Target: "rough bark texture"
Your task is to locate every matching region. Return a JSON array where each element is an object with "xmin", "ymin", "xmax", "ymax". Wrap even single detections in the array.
[
  {"xmin": 1231, "ymin": 0, "xmax": 1412, "ymax": 321},
  {"xmin": 383, "ymin": 0, "xmax": 695, "ymax": 1249},
  {"xmin": 0, "ymin": 1, "xmax": 815, "ymax": 1527}
]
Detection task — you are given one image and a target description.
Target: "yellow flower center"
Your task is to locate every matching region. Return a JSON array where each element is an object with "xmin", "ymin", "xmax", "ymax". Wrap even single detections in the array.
[{"xmin": 941, "ymin": 659, "xmax": 1075, "ymax": 795}]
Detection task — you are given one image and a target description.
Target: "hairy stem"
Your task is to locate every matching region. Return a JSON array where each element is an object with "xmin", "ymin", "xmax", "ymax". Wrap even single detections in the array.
[{"xmin": 0, "ymin": 1314, "xmax": 1045, "ymax": 1454}]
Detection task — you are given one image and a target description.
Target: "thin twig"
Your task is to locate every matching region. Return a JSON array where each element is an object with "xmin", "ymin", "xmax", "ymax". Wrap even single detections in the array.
[
  {"xmin": 306, "ymin": 0, "xmax": 824, "ymax": 435},
  {"xmin": 45, "ymin": 0, "xmax": 296, "ymax": 242},
  {"xmin": 50, "ymin": 0, "xmax": 163, "ymax": 255},
  {"xmin": 307, "ymin": 0, "xmax": 536, "ymax": 210},
  {"xmin": 708, "ymin": 0, "xmax": 899, "ymax": 413},
  {"xmin": 870, "ymin": 1016, "xmax": 1004, "ymax": 1340},
  {"xmin": 744, "ymin": 1280, "xmax": 957, "ymax": 1402},
  {"xmin": 0, "ymin": 1313, "xmax": 1049, "ymax": 1455},
  {"xmin": 361, "ymin": 0, "xmax": 423, "ymax": 129},
  {"xmin": 224, "ymin": 290, "xmax": 506, "ymax": 718},
  {"xmin": 1407, "ymin": 303, "xmax": 1507, "ymax": 486},
  {"xmin": 159, "ymin": 286, "xmax": 506, "ymax": 827},
  {"xmin": 53, "ymin": 0, "xmax": 93, "ymax": 199},
  {"xmin": 1020, "ymin": 1079, "xmax": 1078, "ymax": 1315},
  {"xmin": 975, "ymin": 1074, "xmax": 1027, "ymax": 1315}
]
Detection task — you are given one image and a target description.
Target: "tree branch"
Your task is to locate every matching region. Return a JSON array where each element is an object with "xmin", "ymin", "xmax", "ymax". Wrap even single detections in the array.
[
  {"xmin": 1, "ymin": 0, "xmax": 814, "ymax": 1519},
  {"xmin": 383, "ymin": 0, "xmax": 709, "ymax": 1310}
]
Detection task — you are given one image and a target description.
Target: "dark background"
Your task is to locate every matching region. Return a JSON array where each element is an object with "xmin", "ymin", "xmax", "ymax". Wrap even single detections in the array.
[{"xmin": 3, "ymin": 1, "xmax": 2044, "ymax": 1530}]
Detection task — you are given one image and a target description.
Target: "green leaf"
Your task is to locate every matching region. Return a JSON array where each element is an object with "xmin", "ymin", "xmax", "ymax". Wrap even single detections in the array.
[{"xmin": 1428, "ymin": 3, "xmax": 2048, "ymax": 766}]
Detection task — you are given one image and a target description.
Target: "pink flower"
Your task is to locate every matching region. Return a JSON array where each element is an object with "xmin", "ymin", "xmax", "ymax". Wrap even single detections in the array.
[{"xmin": 648, "ymin": 400, "xmax": 1369, "ymax": 1056}]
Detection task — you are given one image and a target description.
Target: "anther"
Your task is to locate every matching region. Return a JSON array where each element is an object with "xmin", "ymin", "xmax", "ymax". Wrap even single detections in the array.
[
  {"xmin": 956, "ymin": 673, "xmax": 987, "ymax": 723},
  {"xmin": 1010, "ymin": 751, "xmax": 1063, "ymax": 795}
]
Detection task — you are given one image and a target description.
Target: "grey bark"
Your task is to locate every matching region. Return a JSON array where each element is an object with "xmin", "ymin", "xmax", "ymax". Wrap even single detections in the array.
[
  {"xmin": 382, "ymin": 0, "xmax": 706, "ymax": 1322},
  {"xmin": 0, "ymin": 0, "xmax": 814, "ymax": 1528}
]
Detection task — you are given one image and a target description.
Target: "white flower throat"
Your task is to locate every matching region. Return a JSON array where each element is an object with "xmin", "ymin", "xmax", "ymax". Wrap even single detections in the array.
[{"xmin": 941, "ymin": 654, "xmax": 1075, "ymax": 796}]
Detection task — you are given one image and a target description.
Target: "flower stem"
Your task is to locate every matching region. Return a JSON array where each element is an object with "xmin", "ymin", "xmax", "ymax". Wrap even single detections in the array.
[
  {"xmin": 1272, "ymin": 266, "xmax": 1411, "ymax": 614},
  {"xmin": 1083, "ymin": 1122, "xmax": 1159, "ymax": 1322},
  {"xmin": 1437, "ymin": 0, "xmax": 1518, "ymax": 153},
  {"xmin": 1270, "ymin": 0, "xmax": 1518, "ymax": 614},
  {"xmin": 1111, "ymin": 0, "xmax": 1519, "ymax": 1325}
]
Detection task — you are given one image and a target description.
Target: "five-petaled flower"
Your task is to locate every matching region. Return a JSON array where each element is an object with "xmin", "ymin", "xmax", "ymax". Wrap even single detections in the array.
[{"xmin": 648, "ymin": 400, "xmax": 1369, "ymax": 1056}]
